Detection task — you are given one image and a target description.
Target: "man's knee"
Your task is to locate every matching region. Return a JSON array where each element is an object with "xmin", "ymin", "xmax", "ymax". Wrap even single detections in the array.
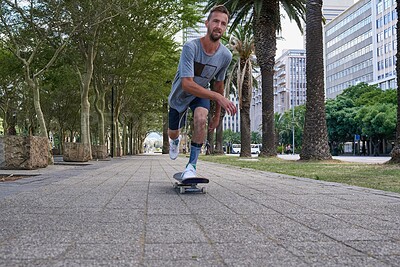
[{"xmin": 193, "ymin": 108, "xmax": 208, "ymax": 128}]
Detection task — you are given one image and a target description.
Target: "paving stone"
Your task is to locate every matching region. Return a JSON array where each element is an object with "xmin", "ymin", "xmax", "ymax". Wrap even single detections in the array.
[
  {"xmin": 301, "ymin": 255, "xmax": 391, "ymax": 267},
  {"xmin": 344, "ymin": 240, "xmax": 400, "ymax": 256},
  {"xmin": 282, "ymin": 241, "xmax": 364, "ymax": 257},
  {"xmin": 144, "ymin": 242, "xmax": 216, "ymax": 260}
]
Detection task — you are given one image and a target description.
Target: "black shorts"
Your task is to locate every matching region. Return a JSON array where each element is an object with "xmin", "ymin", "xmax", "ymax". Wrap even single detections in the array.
[{"xmin": 168, "ymin": 97, "xmax": 210, "ymax": 130}]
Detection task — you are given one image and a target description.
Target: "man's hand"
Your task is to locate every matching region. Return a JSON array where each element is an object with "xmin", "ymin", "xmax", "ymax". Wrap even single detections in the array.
[
  {"xmin": 208, "ymin": 115, "xmax": 220, "ymax": 132},
  {"xmin": 209, "ymin": 95, "xmax": 237, "ymax": 132},
  {"xmin": 217, "ymin": 94, "xmax": 237, "ymax": 116}
]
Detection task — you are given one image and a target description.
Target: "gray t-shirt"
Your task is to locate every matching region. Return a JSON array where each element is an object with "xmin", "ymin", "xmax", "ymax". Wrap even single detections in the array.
[{"xmin": 168, "ymin": 38, "xmax": 232, "ymax": 113}]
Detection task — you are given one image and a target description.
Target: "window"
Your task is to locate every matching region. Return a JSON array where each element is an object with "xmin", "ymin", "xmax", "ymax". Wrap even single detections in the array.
[{"xmin": 377, "ymin": 2, "xmax": 383, "ymax": 14}]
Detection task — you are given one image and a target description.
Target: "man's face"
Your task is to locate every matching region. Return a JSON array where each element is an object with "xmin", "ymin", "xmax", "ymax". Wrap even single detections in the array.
[{"xmin": 206, "ymin": 11, "xmax": 228, "ymax": 42}]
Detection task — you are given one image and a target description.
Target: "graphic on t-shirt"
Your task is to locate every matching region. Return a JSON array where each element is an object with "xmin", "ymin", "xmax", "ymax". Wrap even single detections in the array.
[{"xmin": 194, "ymin": 61, "xmax": 217, "ymax": 79}]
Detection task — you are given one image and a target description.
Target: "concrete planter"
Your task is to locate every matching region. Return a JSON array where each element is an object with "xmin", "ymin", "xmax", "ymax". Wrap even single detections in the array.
[
  {"xmin": 63, "ymin": 142, "xmax": 92, "ymax": 162},
  {"xmin": 2, "ymin": 136, "xmax": 49, "ymax": 170},
  {"xmin": 92, "ymin": 145, "xmax": 108, "ymax": 160},
  {"xmin": 63, "ymin": 142, "xmax": 91, "ymax": 162}
]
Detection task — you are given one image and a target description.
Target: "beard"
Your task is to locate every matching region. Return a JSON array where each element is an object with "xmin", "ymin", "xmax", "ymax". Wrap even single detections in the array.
[{"xmin": 208, "ymin": 28, "xmax": 222, "ymax": 42}]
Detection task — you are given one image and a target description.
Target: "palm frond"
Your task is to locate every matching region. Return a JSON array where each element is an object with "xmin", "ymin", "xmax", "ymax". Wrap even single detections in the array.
[{"xmin": 280, "ymin": 0, "xmax": 306, "ymax": 34}]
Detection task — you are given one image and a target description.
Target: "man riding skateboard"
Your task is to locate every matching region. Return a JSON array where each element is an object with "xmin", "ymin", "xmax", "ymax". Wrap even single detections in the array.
[{"xmin": 168, "ymin": 5, "xmax": 237, "ymax": 180}]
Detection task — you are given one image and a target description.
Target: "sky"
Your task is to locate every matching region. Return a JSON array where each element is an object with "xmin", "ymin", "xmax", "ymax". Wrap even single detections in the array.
[
  {"xmin": 276, "ymin": 0, "xmax": 359, "ymax": 56},
  {"xmin": 276, "ymin": 15, "xmax": 304, "ymax": 56}
]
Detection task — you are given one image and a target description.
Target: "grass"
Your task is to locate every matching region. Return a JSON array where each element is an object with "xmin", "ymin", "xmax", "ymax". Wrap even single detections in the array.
[{"xmin": 199, "ymin": 155, "xmax": 400, "ymax": 194}]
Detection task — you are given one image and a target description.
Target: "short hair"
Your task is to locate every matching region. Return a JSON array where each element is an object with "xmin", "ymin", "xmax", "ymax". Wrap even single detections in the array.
[{"xmin": 207, "ymin": 5, "xmax": 230, "ymax": 22}]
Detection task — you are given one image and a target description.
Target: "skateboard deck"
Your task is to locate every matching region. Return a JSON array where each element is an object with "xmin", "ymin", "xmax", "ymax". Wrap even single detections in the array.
[{"xmin": 173, "ymin": 172, "xmax": 209, "ymax": 194}]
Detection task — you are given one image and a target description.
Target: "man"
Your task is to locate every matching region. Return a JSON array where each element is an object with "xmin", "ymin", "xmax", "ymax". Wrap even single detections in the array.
[{"xmin": 168, "ymin": 5, "xmax": 237, "ymax": 180}]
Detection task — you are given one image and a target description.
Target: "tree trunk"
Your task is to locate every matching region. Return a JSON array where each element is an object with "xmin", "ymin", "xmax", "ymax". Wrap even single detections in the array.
[
  {"xmin": 300, "ymin": 0, "xmax": 332, "ymax": 160},
  {"xmin": 253, "ymin": 3, "xmax": 277, "ymax": 157},
  {"xmin": 239, "ymin": 59, "xmax": 252, "ymax": 158},
  {"xmin": 93, "ymin": 78, "xmax": 106, "ymax": 145},
  {"xmin": 79, "ymin": 42, "xmax": 95, "ymax": 159},
  {"xmin": 27, "ymin": 76, "xmax": 48, "ymax": 138},
  {"xmin": 122, "ymin": 121, "xmax": 127, "ymax": 155}
]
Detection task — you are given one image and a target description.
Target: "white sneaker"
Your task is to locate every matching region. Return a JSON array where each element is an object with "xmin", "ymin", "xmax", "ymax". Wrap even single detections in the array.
[
  {"xmin": 169, "ymin": 138, "xmax": 180, "ymax": 160},
  {"xmin": 181, "ymin": 164, "xmax": 196, "ymax": 180}
]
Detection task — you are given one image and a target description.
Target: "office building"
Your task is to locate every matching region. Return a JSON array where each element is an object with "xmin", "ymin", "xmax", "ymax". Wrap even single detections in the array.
[
  {"xmin": 323, "ymin": 0, "xmax": 355, "ymax": 22},
  {"xmin": 253, "ymin": 1, "xmax": 354, "ymax": 133},
  {"xmin": 250, "ymin": 69, "xmax": 262, "ymax": 133},
  {"xmin": 325, "ymin": 0, "xmax": 374, "ymax": 98},
  {"xmin": 325, "ymin": 0, "xmax": 397, "ymax": 99},
  {"xmin": 273, "ymin": 49, "xmax": 307, "ymax": 115},
  {"xmin": 223, "ymin": 94, "xmax": 240, "ymax": 132}
]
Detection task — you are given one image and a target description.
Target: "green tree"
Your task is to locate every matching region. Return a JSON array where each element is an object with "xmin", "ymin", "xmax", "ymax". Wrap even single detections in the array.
[
  {"xmin": 325, "ymin": 83, "xmax": 397, "ymax": 156},
  {"xmin": 41, "ymin": 62, "xmax": 81, "ymax": 153},
  {"xmin": 326, "ymin": 97, "xmax": 359, "ymax": 147},
  {"xmin": 389, "ymin": 7, "xmax": 400, "ymax": 162},
  {"xmin": 0, "ymin": 0, "xmax": 74, "ymax": 138},
  {"xmin": 300, "ymin": 0, "xmax": 331, "ymax": 160},
  {"xmin": 251, "ymin": 131, "xmax": 261, "ymax": 144},
  {"xmin": 0, "ymin": 47, "xmax": 23, "ymax": 135},
  {"xmin": 206, "ymin": 0, "xmax": 306, "ymax": 157},
  {"xmin": 356, "ymin": 104, "xmax": 396, "ymax": 156},
  {"xmin": 275, "ymin": 105, "xmax": 305, "ymax": 153},
  {"xmin": 223, "ymin": 129, "xmax": 240, "ymax": 145}
]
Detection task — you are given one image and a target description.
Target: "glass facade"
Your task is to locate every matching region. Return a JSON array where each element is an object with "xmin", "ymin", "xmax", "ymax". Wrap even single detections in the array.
[{"xmin": 325, "ymin": 0, "xmax": 398, "ymax": 98}]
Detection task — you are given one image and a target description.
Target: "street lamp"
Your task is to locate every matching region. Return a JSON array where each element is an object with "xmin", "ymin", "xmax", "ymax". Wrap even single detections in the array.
[
  {"xmin": 292, "ymin": 100, "xmax": 295, "ymax": 155},
  {"xmin": 290, "ymin": 89, "xmax": 295, "ymax": 155}
]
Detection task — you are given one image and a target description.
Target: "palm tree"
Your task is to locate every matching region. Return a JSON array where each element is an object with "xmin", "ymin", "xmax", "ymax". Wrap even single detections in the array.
[
  {"xmin": 205, "ymin": 0, "xmax": 306, "ymax": 157},
  {"xmin": 299, "ymin": 0, "xmax": 331, "ymax": 160},
  {"xmin": 225, "ymin": 24, "xmax": 255, "ymax": 157},
  {"xmin": 388, "ymin": 0, "xmax": 400, "ymax": 163}
]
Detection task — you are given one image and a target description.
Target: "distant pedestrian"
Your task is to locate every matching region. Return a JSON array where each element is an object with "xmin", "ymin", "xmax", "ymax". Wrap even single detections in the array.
[{"xmin": 205, "ymin": 140, "xmax": 211, "ymax": 155}]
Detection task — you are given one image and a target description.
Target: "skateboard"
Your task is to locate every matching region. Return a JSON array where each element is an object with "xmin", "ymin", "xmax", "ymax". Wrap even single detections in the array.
[{"xmin": 173, "ymin": 172, "xmax": 209, "ymax": 194}]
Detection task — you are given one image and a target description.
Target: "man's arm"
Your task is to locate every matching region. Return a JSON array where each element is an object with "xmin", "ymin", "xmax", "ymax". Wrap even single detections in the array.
[
  {"xmin": 207, "ymin": 80, "xmax": 225, "ymax": 131},
  {"xmin": 213, "ymin": 80, "xmax": 224, "ymax": 117}
]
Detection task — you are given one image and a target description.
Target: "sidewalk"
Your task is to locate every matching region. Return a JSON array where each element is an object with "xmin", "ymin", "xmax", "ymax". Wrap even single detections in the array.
[{"xmin": 0, "ymin": 154, "xmax": 399, "ymax": 266}]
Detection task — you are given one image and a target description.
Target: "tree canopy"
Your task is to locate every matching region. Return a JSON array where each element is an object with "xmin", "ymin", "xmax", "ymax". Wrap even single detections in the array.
[
  {"xmin": 0, "ymin": 0, "xmax": 201, "ymax": 155},
  {"xmin": 326, "ymin": 83, "xmax": 396, "ymax": 144}
]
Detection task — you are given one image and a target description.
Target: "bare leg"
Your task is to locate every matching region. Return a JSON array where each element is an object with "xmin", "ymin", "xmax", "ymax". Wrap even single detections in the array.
[
  {"xmin": 191, "ymin": 107, "xmax": 208, "ymax": 143},
  {"xmin": 168, "ymin": 129, "xmax": 180, "ymax": 140},
  {"xmin": 181, "ymin": 107, "xmax": 208, "ymax": 177}
]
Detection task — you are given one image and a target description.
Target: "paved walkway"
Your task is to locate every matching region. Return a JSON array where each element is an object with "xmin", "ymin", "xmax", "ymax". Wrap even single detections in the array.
[{"xmin": 0, "ymin": 154, "xmax": 399, "ymax": 266}]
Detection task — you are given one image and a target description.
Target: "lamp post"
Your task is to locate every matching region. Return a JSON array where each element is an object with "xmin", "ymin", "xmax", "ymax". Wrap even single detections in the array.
[
  {"xmin": 292, "ymin": 99, "xmax": 294, "ymax": 155},
  {"xmin": 291, "ymin": 89, "xmax": 295, "ymax": 155}
]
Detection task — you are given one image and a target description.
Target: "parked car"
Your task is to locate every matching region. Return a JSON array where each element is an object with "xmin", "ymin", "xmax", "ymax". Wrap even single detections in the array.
[
  {"xmin": 231, "ymin": 144, "xmax": 241, "ymax": 154},
  {"xmin": 251, "ymin": 144, "xmax": 262, "ymax": 154}
]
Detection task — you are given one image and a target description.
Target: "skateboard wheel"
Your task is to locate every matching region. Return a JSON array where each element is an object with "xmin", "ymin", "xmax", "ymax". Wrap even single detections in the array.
[
  {"xmin": 180, "ymin": 187, "xmax": 185, "ymax": 194},
  {"xmin": 202, "ymin": 187, "xmax": 207, "ymax": 194}
]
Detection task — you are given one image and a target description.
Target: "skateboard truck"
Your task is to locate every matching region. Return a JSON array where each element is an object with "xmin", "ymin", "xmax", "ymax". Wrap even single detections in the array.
[{"xmin": 173, "ymin": 173, "xmax": 209, "ymax": 194}]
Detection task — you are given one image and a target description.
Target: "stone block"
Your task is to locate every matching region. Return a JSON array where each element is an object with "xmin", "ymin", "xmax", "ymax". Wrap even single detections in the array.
[
  {"xmin": 3, "ymin": 136, "xmax": 49, "ymax": 170},
  {"xmin": 63, "ymin": 142, "xmax": 91, "ymax": 162},
  {"xmin": 91, "ymin": 145, "xmax": 108, "ymax": 160}
]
